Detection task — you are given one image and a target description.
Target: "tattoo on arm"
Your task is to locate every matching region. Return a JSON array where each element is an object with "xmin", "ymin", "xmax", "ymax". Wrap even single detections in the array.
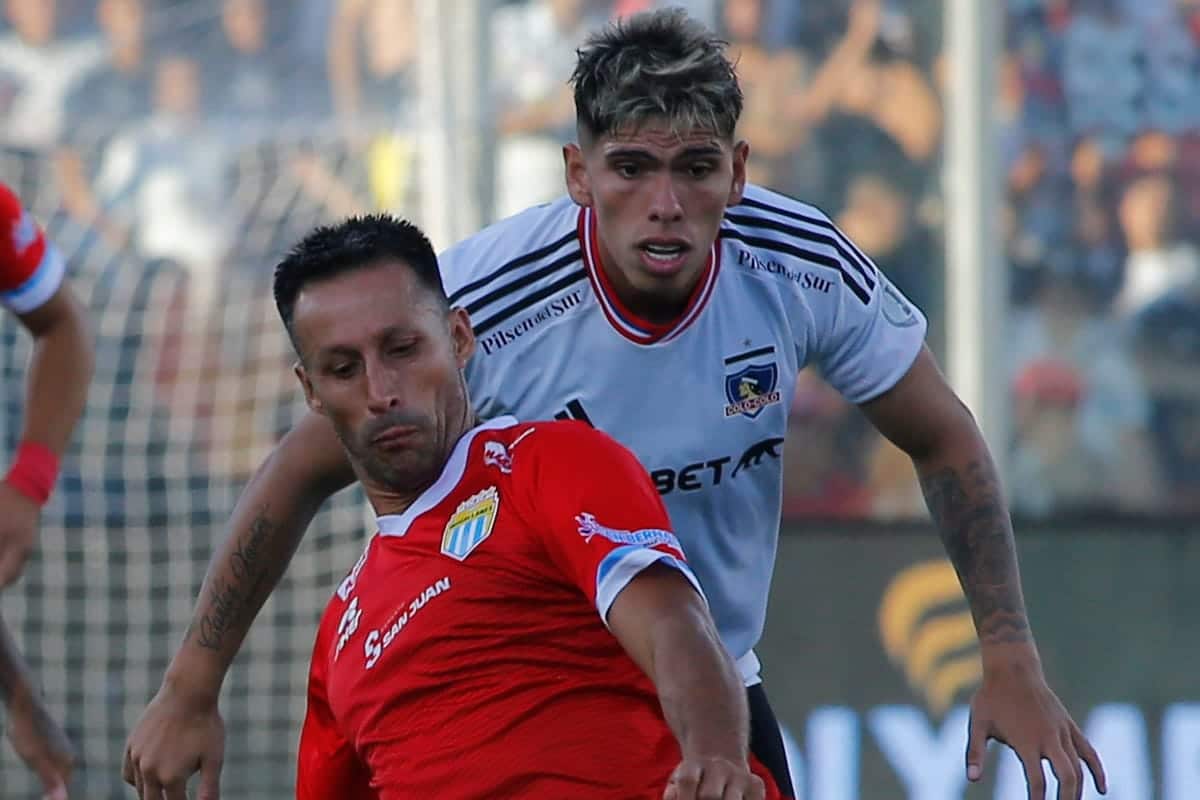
[
  {"xmin": 920, "ymin": 461, "xmax": 1032, "ymax": 645},
  {"xmin": 195, "ymin": 509, "xmax": 277, "ymax": 651}
]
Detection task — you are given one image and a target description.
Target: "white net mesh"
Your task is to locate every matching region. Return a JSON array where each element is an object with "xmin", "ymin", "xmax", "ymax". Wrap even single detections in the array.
[{"xmin": 0, "ymin": 0, "xmax": 426, "ymax": 793}]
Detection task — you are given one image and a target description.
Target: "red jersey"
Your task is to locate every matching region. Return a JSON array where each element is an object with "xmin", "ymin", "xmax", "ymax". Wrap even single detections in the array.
[
  {"xmin": 0, "ymin": 183, "xmax": 64, "ymax": 315},
  {"xmin": 297, "ymin": 417, "xmax": 780, "ymax": 800}
]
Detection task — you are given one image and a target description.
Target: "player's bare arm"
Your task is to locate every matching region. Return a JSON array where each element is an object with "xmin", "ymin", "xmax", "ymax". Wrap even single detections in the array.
[
  {"xmin": 123, "ymin": 410, "xmax": 352, "ymax": 795},
  {"xmin": 608, "ymin": 562, "xmax": 765, "ymax": 800},
  {"xmin": 1, "ymin": 617, "xmax": 73, "ymax": 799},
  {"xmin": 0, "ymin": 285, "xmax": 94, "ymax": 587},
  {"xmin": 862, "ymin": 346, "xmax": 1106, "ymax": 799},
  {"xmin": 187, "ymin": 411, "xmax": 351, "ymax": 661}
]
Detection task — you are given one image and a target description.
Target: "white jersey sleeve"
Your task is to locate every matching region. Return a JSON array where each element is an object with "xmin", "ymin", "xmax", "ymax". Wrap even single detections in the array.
[{"xmin": 728, "ymin": 186, "xmax": 927, "ymax": 404}]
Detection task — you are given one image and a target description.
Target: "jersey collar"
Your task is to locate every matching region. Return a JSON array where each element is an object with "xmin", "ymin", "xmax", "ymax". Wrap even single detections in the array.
[
  {"xmin": 577, "ymin": 207, "xmax": 720, "ymax": 345},
  {"xmin": 376, "ymin": 415, "xmax": 519, "ymax": 537}
]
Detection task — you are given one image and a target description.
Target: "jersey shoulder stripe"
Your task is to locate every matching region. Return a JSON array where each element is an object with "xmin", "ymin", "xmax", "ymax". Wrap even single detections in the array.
[
  {"xmin": 720, "ymin": 226, "xmax": 870, "ymax": 305},
  {"xmin": 726, "ymin": 187, "xmax": 877, "ymax": 304},
  {"xmin": 447, "ymin": 229, "xmax": 577, "ymax": 309},
  {"xmin": 461, "ymin": 246, "xmax": 582, "ymax": 317},
  {"xmin": 472, "ymin": 267, "xmax": 588, "ymax": 336},
  {"xmin": 443, "ymin": 199, "xmax": 580, "ymax": 320},
  {"xmin": 735, "ymin": 190, "xmax": 877, "ymax": 286}
]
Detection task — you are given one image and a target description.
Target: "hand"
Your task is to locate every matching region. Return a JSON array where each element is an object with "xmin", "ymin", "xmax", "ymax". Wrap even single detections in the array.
[
  {"xmin": 663, "ymin": 755, "xmax": 766, "ymax": 800},
  {"xmin": 7, "ymin": 689, "xmax": 74, "ymax": 800},
  {"xmin": 0, "ymin": 481, "xmax": 41, "ymax": 586},
  {"xmin": 847, "ymin": 0, "xmax": 882, "ymax": 43},
  {"xmin": 123, "ymin": 682, "xmax": 225, "ymax": 800},
  {"xmin": 967, "ymin": 665, "xmax": 1107, "ymax": 799}
]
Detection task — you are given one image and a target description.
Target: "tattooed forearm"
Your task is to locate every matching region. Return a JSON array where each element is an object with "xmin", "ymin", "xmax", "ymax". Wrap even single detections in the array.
[
  {"xmin": 919, "ymin": 460, "xmax": 1032, "ymax": 646},
  {"xmin": 194, "ymin": 509, "xmax": 277, "ymax": 652}
]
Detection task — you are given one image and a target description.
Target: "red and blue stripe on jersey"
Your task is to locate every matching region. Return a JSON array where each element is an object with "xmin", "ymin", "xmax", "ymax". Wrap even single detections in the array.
[{"xmin": 0, "ymin": 183, "xmax": 64, "ymax": 314}]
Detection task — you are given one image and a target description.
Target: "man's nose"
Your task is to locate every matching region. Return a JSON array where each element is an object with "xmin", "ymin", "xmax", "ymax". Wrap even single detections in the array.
[
  {"xmin": 364, "ymin": 360, "xmax": 401, "ymax": 414},
  {"xmin": 647, "ymin": 173, "xmax": 684, "ymax": 223}
]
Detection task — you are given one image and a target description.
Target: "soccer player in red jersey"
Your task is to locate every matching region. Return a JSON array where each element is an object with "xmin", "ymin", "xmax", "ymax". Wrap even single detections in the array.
[
  {"xmin": 287, "ymin": 216, "xmax": 776, "ymax": 799},
  {"xmin": 0, "ymin": 181, "xmax": 93, "ymax": 798}
]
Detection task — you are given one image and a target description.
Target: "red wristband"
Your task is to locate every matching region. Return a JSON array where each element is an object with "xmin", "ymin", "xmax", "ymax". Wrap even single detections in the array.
[{"xmin": 5, "ymin": 441, "xmax": 60, "ymax": 506}]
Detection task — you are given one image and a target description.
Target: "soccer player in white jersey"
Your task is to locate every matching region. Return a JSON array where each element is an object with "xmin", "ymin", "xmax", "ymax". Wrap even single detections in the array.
[
  {"xmin": 125, "ymin": 9, "xmax": 1105, "ymax": 800},
  {"xmin": 0, "ymin": 181, "xmax": 92, "ymax": 798}
]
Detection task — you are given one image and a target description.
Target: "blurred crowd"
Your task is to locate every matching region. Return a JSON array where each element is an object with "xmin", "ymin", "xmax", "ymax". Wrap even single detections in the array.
[
  {"xmin": 1002, "ymin": 0, "xmax": 1200, "ymax": 517},
  {"xmin": 1, "ymin": 0, "xmax": 1197, "ymax": 522}
]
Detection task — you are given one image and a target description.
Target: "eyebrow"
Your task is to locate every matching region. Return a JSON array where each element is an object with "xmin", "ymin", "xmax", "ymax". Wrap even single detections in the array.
[
  {"xmin": 312, "ymin": 325, "xmax": 414, "ymax": 360},
  {"xmin": 604, "ymin": 145, "xmax": 725, "ymax": 162},
  {"xmin": 313, "ymin": 344, "xmax": 360, "ymax": 362}
]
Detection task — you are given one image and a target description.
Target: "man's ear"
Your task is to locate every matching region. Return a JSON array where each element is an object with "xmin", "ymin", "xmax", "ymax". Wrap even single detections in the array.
[
  {"xmin": 728, "ymin": 139, "xmax": 751, "ymax": 206},
  {"xmin": 448, "ymin": 307, "xmax": 476, "ymax": 368},
  {"xmin": 563, "ymin": 143, "xmax": 594, "ymax": 208},
  {"xmin": 295, "ymin": 361, "xmax": 325, "ymax": 415}
]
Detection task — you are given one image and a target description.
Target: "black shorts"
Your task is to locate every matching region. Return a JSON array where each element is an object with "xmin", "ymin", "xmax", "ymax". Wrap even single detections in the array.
[{"xmin": 748, "ymin": 683, "xmax": 795, "ymax": 799}]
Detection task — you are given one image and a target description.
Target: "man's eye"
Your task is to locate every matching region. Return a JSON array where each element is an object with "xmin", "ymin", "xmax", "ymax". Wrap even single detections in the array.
[
  {"xmin": 688, "ymin": 163, "xmax": 715, "ymax": 178},
  {"xmin": 331, "ymin": 363, "xmax": 357, "ymax": 379},
  {"xmin": 615, "ymin": 163, "xmax": 640, "ymax": 178}
]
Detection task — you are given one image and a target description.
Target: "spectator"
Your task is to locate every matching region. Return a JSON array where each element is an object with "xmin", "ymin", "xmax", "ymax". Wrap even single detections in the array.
[
  {"xmin": 0, "ymin": 0, "xmax": 107, "ymax": 149},
  {"xmin": 1009, "ymin": 263, "xmax": 1162, "ymax": 511},
  {"xmin": 835, "ymin": 168, "xmax": 940, "ymax": 346},
  {"xmin": 1131, "ymin": 288, "xmax": 1200, "ymax": 513},
  {"xmin": 68, "ymin": 0, "xmax": 152, "ymax": 135},
  {"xmin": 208, "ymin": 0, "xmax": 281, "ymax": 137},
  {"xmin": 327, "ymin": 0, "xmax": 415, "ymax": 131},
  {"xmin": 1113, "ymin": 171, "xmax": 1200, "ymax": 317},
  {"xmin": 57, "ymin": 0, "xmax": 153, "ymax": 239},
  {"xmin": 1008, "ymin": 359, "xmax": 1113, "ymax": 516},
  {"xmin": 1061, "ymin": 0, "xmax": 1141, "ymax": 153},
  {"xmin": 323, "ymin": 0, "xmax": 419, "ymax": 213},
  {"xmin": 91, "ymin": 54, "xmax": 234, "ymax": 314},
  {"xmin": 1068, "ymin": 137, "xmax": 1126, "ymax": 303},
  {"xmin": 723, "ymin": 0, "xmax": 813, "ymax": 198},
  {"xmin": 810, "ymin": 2, "xmax": 941, "ymax": 211},
  {"xmin": 489, "ymin": 0, "xmax": 604, "ymax": 218}
]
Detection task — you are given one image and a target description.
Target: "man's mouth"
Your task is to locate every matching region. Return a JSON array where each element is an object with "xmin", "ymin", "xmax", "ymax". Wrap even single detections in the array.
[{"xmin": 638, "ymin": 241, "xmax": 691, "ymax": 273}]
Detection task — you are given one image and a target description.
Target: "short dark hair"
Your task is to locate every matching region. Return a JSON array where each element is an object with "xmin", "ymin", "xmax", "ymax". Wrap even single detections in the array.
[
  {"xmin": 273, "ymin": 214, "xmax": 447, "ymax": 341},
  {"xmin": 570, "ymin": 7, "xmax": 743, "ymax": 141}
]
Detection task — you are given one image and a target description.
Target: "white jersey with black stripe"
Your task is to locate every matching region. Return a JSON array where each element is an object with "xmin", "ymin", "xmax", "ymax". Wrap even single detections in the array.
[{"xmin": 441, "ymin": 184, "xmax": 927, "ymax": 682}]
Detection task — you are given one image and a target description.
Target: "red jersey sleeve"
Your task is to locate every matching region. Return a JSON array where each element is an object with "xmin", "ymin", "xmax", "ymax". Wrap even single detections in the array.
[
  {"xmin": 0, "ymin": 183, "xmax": 65, "ymax": 315},
  {"xmin": 296, "ymin": 603, "xmax": 375, "ymax": 800},
  {"xmin": 521, "ymin": 422, "xmax": 705, "ymax": 623}
]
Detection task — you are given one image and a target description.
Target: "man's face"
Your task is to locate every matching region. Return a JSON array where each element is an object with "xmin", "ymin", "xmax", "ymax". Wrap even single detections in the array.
[
  {"xmin": 98, "ymin": 0, "xmax": 144, "ymax": 49},
  {"xmin": 7, "ymin": 0, "xmax": 56, "ymax": 45},
  {"xmin": 155, "ymin": 57, "xmax": 200, "ymax": 119},
  {"xmin": 724, "ymin": 0, "xmax": 763, "ymax": 43},
  {"xmin": 292, "ymin": 261, "xmax": 474, "ymax": 496},
  {"xmin": 565, "ymin": 118, "xmax": 748, "ymax": 306},
  {"xmin": 222, "ymin": 0, "xmax": 266, "ymax": 54}
]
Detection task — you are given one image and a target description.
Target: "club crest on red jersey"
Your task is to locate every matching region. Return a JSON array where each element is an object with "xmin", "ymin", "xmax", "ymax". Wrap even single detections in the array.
[{"xmin": 441, "ymin": 487, "xmax": 499, "ymax": 561}]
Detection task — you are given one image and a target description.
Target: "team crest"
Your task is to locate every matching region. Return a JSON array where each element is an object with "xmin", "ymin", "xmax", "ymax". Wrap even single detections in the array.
[
  {"xmin": 441, "ymin": 486, "xmax": 499, "ymax": 561},
  {"xmin": 723, "ymin": 346, "xmax": 782, "ymax": 419}
]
